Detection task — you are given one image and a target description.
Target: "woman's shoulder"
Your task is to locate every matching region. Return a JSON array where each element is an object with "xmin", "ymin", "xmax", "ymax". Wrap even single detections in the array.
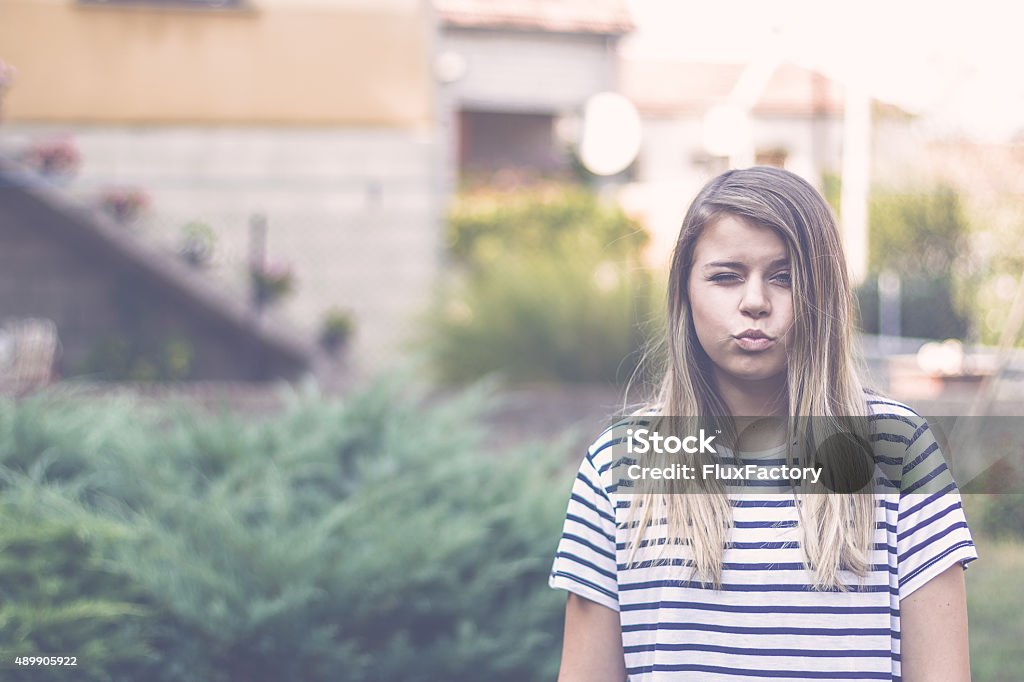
[
  {"xmin": 583, "ymin": 405, "xmax": 662, "ymax": 473},
  {"xmin": 860, "ymin": 391, "xmax": 934, "ymax": 478},
  {"xmin": 862, "ymin": 389, "xmax": 922, "ymax": 420}
]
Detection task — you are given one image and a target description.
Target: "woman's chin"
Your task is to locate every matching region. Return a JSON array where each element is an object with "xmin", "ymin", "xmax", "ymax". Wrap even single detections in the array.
[{"xmin": 719, "ymin": 361, "xmax": 787, "ymax": 385}]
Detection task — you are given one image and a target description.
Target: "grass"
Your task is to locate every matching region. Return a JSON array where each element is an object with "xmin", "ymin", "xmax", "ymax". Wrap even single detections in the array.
[{"xmin": 966, "ymin": 532, "xmax": 1024, "ymax": 681}]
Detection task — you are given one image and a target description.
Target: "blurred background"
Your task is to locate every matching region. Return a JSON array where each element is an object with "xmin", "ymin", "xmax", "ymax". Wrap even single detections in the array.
[{"xmin": 0, "ymin": 0, "xmax": 1022, "ymax": 679}]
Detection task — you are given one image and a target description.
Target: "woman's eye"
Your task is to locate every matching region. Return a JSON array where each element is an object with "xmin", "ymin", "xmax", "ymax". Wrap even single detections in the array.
[
  {"xmin": 773, "ymin": 272, "xmax": 792, "ymax": 285},
  {"xmin": 710, "ymin": 273, "xmax": 740, "ymax": 283}
]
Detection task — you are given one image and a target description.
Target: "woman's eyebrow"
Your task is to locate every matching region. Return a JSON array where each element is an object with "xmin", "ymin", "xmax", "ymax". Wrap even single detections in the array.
[{"xmin": 703, "ymin": 257, "xmax": 790, "ymax": 269}]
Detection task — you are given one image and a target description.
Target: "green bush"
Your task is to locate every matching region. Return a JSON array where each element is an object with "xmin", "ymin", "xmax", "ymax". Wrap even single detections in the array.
[
  {"xmin": 446, "ymin": 184, "xmax": 648, "ymax": 270},
  {"xmin": 854, "ymin": 186, "xmax": 973, "ymax": 339},
  {"xmin": 428, "ymin": 184, "xmax": 659, "ymax": 383},
  {"xmin": 0, "ymin": 376, "xmax": 573, "ymax": 681},
  {"xmin": 855, "ymin": 274, "xmax": 969, "ymax": 339},
  {"xmin": 0, "ymin": 497, "xmax": 158, "ymax": 681},
  {"xmin": 978, "ymin": 495, "xmax": 1024, "ymax": 540},
  {"xmin": 868, "ymin": 186, "xmax": 968, "ymax": 276}
]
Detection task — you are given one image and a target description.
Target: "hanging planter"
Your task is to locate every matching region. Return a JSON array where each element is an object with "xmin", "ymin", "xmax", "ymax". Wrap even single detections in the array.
[
  {"xmin": 178, "ymin": 221, "xmax": 216, "ymax": 268},
  {"xmin": 318, "ymin": 308, "xmax": 355, "ymax": 354},
  {"xmin": 25, "ymin": 136, "xmax": 81, "ymax": 179},
  {"xmin": 250, "ymin": 259, "xmax": 296, "ymax": 307},
  {"xmin": 100, "ymin": 187, "xmax": 150, "ymax": 225}
]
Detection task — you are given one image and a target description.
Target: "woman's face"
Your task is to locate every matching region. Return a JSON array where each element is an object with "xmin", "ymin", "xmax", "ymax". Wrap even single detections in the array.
[{"xmin": 686, "ymin": 214, "xmax": 794, "ymax": 388}]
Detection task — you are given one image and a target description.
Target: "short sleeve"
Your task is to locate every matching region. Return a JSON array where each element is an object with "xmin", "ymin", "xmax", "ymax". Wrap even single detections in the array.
[
  {"xmin": 896, "ymin": 420, "xmax": 979, "ymax": 600},
  {"xmin": 549, "ymin": 444, "xmax": 620, "ymax": 612}
]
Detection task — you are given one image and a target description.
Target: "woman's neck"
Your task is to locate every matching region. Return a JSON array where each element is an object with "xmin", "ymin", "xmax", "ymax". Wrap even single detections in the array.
[
  {"xmin": 713, "ymin": 370, "xmax": 788, "ymax": 418},
  {"xmin": 711, "ymin": 372, "xmax": 789, "ymax": 452}
]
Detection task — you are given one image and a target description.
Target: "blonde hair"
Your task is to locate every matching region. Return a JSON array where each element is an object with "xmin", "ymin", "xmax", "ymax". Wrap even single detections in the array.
[{"xmin": 623, "ymin": 167, "xmax": 875, "ymax": 591}]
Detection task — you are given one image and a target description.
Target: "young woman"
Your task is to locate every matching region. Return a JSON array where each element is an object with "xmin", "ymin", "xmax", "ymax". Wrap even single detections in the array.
[{"xmin": 549, "ymin": 167, "xmax": 977, "ymax": 681}]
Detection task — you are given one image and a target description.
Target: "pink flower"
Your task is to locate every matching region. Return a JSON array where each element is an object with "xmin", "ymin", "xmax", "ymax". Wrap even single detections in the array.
[
  {"xmin": 99, "ymin": 187, "xmax": 150, "ymax": 223},
  {"xmin": 0, "ymin": 59, "xmax": 15, "ymax": 92},
  {"xmin": 26, "ymin": 136, "xmax": 81, "ymax": 177}
]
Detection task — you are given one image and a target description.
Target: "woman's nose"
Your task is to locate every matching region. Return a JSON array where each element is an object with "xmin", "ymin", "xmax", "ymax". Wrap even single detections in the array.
[{"xmin": 739, "ymin": 280, "xmax": 770, "ymax": 317}]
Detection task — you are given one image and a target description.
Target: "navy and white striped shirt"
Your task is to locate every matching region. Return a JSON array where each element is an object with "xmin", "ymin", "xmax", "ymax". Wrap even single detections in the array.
[{"xmin": 549, "ymin": 398, "xmax": 979, "ymax": 681}]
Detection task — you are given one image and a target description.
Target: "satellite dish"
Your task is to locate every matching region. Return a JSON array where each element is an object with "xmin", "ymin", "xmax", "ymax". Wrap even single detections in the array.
[{"xmin": 578, "ymin": 92, "xmax": 642, "ymax": 176}]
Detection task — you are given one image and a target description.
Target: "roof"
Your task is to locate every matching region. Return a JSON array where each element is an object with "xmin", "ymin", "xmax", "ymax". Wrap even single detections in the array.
[
  {"xmin": 0, "ymin": 154, "xmax": 316, "ymax": 380},
  {"xmin": 435, "ymin": 0, "xmax": 634, "ymax": 35},
  {"xmin": 621, "ymin": 59, "xmax": 848, "ymax": 118}
]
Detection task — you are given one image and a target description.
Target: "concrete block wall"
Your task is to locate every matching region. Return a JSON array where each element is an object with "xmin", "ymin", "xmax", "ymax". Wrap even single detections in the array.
[{"xmin": 0, "ymin": 125, "xmax": 443, "ymax": 376}]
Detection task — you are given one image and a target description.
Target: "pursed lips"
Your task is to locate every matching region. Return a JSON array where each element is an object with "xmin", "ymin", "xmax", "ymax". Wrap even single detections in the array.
[
  {"xmin": 732, "ymin": 330, "xmax": 776, "ymax": 351},
  {"xmin": 734, "ymin": 330, "xmax": 773, "ymax": 340}
]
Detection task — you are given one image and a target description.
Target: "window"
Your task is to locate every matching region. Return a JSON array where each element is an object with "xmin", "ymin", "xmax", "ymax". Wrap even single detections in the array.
[{"xmin": 457, "ymin": 109, "xmax": 565, "ymax": 181}]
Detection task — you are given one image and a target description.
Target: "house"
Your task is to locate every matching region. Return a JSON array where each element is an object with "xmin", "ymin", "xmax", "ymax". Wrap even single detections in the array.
[
  {"xmin": 0, "ymin": 154, "xmax": 314, "ymax": 384},
  {"xmin": 617, "ymin": 57, "xmax": 913, "ymax": 266},
  {"xmin": 433, "ymin": 0, "xmax": 634, "ymax": 184},
  {"xmin": 0, "ymin": 0, "xmax": 440, "ymax": 377}
]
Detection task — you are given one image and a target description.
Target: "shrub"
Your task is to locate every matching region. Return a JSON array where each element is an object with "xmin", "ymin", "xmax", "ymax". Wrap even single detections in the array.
[
  {"xmin": 854, "ymin": 186, "xmax": 973, "ymax": 339},
  {"xmin": 446, "ymin": 184, "xmax": 648, "ymax": 270},
  {"xmin": 978, "ymin": 495, "xmax": 1024, "ymax": 540},
  {"xmin": 0, "ymin": 498, "xmax": 159, "ymax": 682},
  {"xmin": 855, "ymin": 274, "xmax": 969, "ymax": 339},
  {"xmin": 428, "ymin": 184, "xmax": 658, "ymax": 383},
  {"xmin": 868, "ymin": 186, "xmax": 968, "ymax": 276},
  {"xmin": 0, "ymin": 375, "xmax": 572, "ymax": 681},
  {"xmin": 319, "ymin": 308, "xmax": 355, "ymax": 354},
  {"xmin": 75, "ymin": 333, "xmax": 195, "ymax": 382}
]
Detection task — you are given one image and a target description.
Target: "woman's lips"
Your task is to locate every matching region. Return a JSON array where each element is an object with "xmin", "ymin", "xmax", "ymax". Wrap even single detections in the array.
[{"xmin": 734, "ymin": 336, "xmax": 776, "ymax": 352}]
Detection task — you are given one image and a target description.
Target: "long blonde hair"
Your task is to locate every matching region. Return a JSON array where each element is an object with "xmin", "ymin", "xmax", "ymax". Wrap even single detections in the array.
[{"xmin": 623, "ymin": 167, "xmax": 876, "ymax": 591}]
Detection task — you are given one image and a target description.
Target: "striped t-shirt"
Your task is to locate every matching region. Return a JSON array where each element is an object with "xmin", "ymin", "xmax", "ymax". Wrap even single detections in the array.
[{"xmin": 549, "ymin": 398, "xmax": 979, "ymax": 681}]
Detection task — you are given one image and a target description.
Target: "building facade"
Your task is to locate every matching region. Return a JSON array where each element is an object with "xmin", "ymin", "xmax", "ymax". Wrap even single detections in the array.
[{"xmin": 0, "ymin": 0, "xmax": 441, "ymax": 376}]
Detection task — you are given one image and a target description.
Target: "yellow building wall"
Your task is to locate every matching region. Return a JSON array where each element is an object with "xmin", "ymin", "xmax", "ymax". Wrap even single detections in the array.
[{"xmin": 0, "ymin": 0, "xmax": 433, "ymax": 126}]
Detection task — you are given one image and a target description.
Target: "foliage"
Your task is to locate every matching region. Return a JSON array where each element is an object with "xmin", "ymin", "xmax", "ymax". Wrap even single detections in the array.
[
  {"xmin": 820, "ymin": 171, "xmax": 841, "ymax": 217},
  {"xmin": 0, "ymin": 375, "xmax": 572, "ymax": 681},
  {"xmin": 850, "ymin": 185, "xmax": 974, "ymax": 339},
  {"xmin": 24, "ymin": 136, "xmax": 80, "ymax": 178},
  {"xmin": 71, "ymin": 279, "xmax": 196, "ymax": 381},
  {"xmin": 978, "ymin": 495, "xmax": 1024, "ymax": 540},
  {"xmin": 318, "ymin": 308, "xmax": 355, "ymax": 353},
  {"xmin": 446, "ymin": 184, "xmax": 647, "ymax": 270},
  {"xmin": 868, "ymin": 186, "xmax": 969, "ymax": 276},
  {"xmin": 0, "ymin": 498, "xmax": 159, "ymax": 681},
  {"xmin": 961, "ymin": 211, "xmax": 1024, "ymax": 346},
  {"xmin": 179, "ymin": 221, "xmax": 216, "ymax": 268},
  {"xmin": 250, "ymin": 260, "xmax": 296, "ymax": 307},
  {"xmin": 429, "ymin": 184, "xmax": 658, "ymax": 383},
  {"xmin": 854, "ymin": 274, "xmax": 969, "ymax": 339},
  {"xmin": 76, "ymin": 333, "xmax": 194, "ymax": 382},
  {"xmin": 430, "ymin": 252, "xmax": 657, "ymax": 383},
  {"xmin": 100, "ymin": 187, "xmax": 150, "ymax": 225},
  {"xmin": 963, "ymin": 536, "xmax": 1024, "ymax": 681}
]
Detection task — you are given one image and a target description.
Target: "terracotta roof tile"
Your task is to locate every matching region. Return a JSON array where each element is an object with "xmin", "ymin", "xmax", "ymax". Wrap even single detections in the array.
[{"xmin": 621, "ymin": 59, "xmax": 846, "ymax": 117}]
